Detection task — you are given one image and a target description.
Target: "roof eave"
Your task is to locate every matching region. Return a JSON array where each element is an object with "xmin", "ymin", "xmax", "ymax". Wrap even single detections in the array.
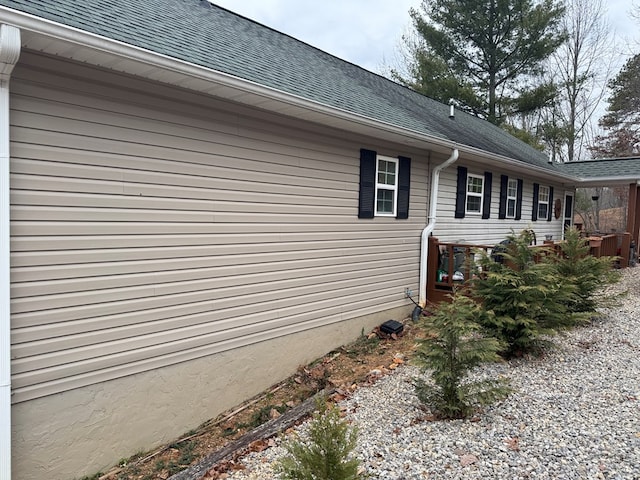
[
  {"xmin": 1, "ymin": 6, "xmax": 577, "ymax": 181},
  {"xmin": 454, "ymin": 144, "xmax": 579, "ymax": 184},
  {"xmin": 575, "ymin": 176, "xmax": 640, "ymax": 187}
]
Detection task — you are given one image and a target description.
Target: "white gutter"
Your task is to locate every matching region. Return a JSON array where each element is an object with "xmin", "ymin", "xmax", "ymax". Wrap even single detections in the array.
[
  {"xmin": 575, "ymin": 176, "xmax": 640, "ymax": 187},
  {"xmin": 418, "ymin": 148, "xmax": 459, "ymax": 308},
  {"xmin": 0, "ymin": 22, "xmax": 20, "ymax": 480},
  {"xmin": 0, "ymin": 7, "xmax": 453, "ymax": 149},
  {"xmin": 0, "ymin": 6, "xmax": 581, "ymax": 186}
]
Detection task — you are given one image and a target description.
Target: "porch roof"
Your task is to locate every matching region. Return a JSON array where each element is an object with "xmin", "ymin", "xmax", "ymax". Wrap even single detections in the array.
[{"xmin": 557, "ymin": 158, "xmax": 640, "ymax": 186}]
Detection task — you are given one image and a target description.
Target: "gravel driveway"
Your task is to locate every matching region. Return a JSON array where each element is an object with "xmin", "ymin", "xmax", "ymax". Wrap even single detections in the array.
[{"xmin": 227, "ymin": 267, "xmax": 640, "ymax": 479}]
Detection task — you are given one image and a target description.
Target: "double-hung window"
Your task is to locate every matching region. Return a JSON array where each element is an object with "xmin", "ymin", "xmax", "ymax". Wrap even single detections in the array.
[
  {"xmin": 506, "ymin": 178, "xmax": 517, "ymax": 218},
  {"xmin": 358, "ymin": 149, "xmax": 411, "ymax": 219},
  {"xmin": 498, "ymin": 175, "xmax": 522, "ymax": 220},
  {"xmin": 537, "ymin": 185, "xmax": 550, "ymax": 220},
  {"xmin": 455, "ymin": 167, "xmax": 492, "ymax": 219},
  {"xmin": 375, "ymin": 156, "xmax": 398, "ymax": 216},
  {"xmin": 465, "ymin": 174, "xmax": 484, "ymax": 214}
]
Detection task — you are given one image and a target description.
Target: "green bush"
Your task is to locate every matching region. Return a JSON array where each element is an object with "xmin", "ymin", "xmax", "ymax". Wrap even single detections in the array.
[
  {"xmin": 275, "ymin": 401, "xmax": 363, "ymax": 480},
  {"xmin": 472, "ymin": 231, "xmax": 577, "ymax": 356},
  {"xmin": 552, "ymin": 226, "xmax": 621, "ymax": 314},
  {"xmin": 414, "ymin": 292, "xmax": 510, "ymax": 419}
]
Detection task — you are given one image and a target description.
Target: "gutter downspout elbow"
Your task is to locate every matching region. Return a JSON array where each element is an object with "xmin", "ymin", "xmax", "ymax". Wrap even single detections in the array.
[
  {"xmin": 0, "ymin": 23, "xmax": 21, "ymax": 480},
  {"xmin": 418, "ymin": 148, "xmax": 459, "ymax": 309}
]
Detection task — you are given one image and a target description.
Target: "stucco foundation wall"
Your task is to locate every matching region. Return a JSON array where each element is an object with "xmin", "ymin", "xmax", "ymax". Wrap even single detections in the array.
[{"xmin": 12, "ymin": 304, "xmax": 409, "ymax": 480}]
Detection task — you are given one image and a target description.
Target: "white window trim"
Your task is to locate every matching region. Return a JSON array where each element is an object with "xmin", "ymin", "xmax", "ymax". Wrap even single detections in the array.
[
  {"xmin": 465, "ymin": 173, "xmax": 484, "ymax": 215},
  {"xmin": 538, "ymin": 185, "xmax": 550, "ymax": 219},
  {"xmin": 374, "ymin": 155, "xmax": 398, "ymax": 217},
  {"xmin": 506, "ymin": 178, "xmax": 517, "ymax": 219}
]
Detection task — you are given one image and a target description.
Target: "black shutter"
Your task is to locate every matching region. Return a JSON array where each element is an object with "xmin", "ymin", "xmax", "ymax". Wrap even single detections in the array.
[
  {"xmin": 498, "ymin": 175, "xmax": 508, "ymax": 219},
  {"xmin": 396, "ymin": 156, "xmax": 411, "ymax": 219},
  {"xmin": 515, "ymin": 179, "xmax": 523, "ymax": 220},
  {"xmin": 358, "ymin": 149, "xmax": 376, "ymax": 218},
  {"xmin": 532, "ymin": 182, "xmax": 540, "ymax": 221},
  {"xmin": 547, "ymin": 186, "xmax": 554, "ymax": 221},
  {"xmin": 454, "ymin": 166, "xmax": 467, "ymax": 218},
  {"xmin": 482, "ymin": 171, "xmax": 492, "ymax": 219}
]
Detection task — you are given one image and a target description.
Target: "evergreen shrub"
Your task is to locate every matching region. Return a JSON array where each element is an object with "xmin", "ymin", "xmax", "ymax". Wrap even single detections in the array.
[
  {"xmin": 275, "ymin": 400, "xmax": 363, "ymax": 480},
  {"xmin": 472, "ymin": 230, "xmax": 577, "ymax": 356},
  {"xmin": 414, "ymin": 292, "xmax": 510, "ymax": 419},
  {"xmin": 552, "ymin": 226, "xmax": 621, "ymax": 314}
]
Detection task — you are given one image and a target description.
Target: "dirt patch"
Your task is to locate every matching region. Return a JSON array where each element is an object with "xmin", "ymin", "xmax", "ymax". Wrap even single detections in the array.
[{"xmin": 94, "ymin": 319, "xmax": 422, "ymax": 480}]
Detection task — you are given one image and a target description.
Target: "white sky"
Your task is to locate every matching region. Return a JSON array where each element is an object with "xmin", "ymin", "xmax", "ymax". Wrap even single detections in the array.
[{"xmin": 211, "ymin": 0, "xmax": 639, "ymax": 75}]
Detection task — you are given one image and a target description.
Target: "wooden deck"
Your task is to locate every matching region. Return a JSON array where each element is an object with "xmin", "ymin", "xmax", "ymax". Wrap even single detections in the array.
[{"xmin": 426, "ymin": 232, "xmax": 632, "ymax": 305}]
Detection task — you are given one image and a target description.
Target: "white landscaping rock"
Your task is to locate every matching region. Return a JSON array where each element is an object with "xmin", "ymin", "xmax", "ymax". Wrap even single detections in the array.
[{"xmin": 227, "ymin": 268, "xmax": 640, "ymax": 479}]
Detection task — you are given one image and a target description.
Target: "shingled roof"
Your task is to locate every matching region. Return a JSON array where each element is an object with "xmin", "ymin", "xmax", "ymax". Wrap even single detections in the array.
[
  {"xmin": 557, "ymin": 157, "xmax": 640, "ymax": 181},
  {"xmin": 0, "ymin": 0, "xmax": 575, "ymax": 176}
]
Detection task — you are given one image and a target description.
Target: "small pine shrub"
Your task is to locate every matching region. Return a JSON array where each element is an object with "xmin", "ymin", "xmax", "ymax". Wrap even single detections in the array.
[
  {"xmin": 275, "ymin": 401, "xmax": 362, "ymax": 480},
  {"xmin": 472, "ymin": 231, "xmax": 577, "ymax": 356},
  {"xmin": 414, "ymin": 292, "xmax": 510, "ymax": 419},
  {"xmin": 553, "ymin": 227, "xmax": 621, "ymax": 314}
]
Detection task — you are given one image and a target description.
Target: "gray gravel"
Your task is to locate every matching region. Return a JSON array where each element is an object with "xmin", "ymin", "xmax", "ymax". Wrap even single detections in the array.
[{"xmin": 226, "ymin": 268, "xmax": 640, "ymax": 479}]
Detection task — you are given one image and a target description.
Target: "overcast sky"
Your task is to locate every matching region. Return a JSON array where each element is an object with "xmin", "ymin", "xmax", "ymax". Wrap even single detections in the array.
[{"xmin": 212, "ymin": 0, "xmax": 639, "ymax": 75}]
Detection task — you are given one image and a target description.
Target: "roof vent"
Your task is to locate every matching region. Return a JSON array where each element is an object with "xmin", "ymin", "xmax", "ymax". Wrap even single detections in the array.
[{"xmin": 449, "ymin": 98, "xmax": 455, "ymax": 119}]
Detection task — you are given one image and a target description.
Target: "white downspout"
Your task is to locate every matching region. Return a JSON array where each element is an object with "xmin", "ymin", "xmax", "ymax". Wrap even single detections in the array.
[
  {"xmin": 418, "ymin": 148, "xmax": 459, "ymax": 308},
  {"xmin": 0, "ymin": 23, "xmax": 20, "ymax": 480}
]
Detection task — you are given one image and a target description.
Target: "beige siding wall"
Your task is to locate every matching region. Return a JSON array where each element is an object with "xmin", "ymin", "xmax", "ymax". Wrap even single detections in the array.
[
  {"xmin": 10, "ymin": 53, "xmax": 427, "ymax": 405},
  {"xmin": 10, "ymin": 52, "xmax": 431, "ymax": 479},
  {"xmin": 432, "ymin": 159, "xmax": 571, "ymax": 245}
]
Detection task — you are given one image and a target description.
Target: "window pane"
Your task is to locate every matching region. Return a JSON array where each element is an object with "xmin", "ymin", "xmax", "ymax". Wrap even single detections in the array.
[
  {"xmin": 507, "ymin": 198, "xmax": 516, "ymax": 217},
  {"xmin": 466, "ymin": 195, "xmax": 481, "ymax": 213},
  {"xmin": 376, "ymin": 188, "xmax": 394, "ymax": 214},
  {"xmin": 377, "ymin": 160, "xmax": 396, "ymax": 186},
  {"xmin": 507, "ymin": 179, "xmax": 517, "ymax": 197},
  {"xmin": 538, "ymin": 203, "xmax": 548, "ymax": 219},
  {"xmin": 467, "ymin": 176, "xmax": 483, "ymax": 194},
  {"xmin": 539, "ymin": 186, "xmax": 549, "ymax": 202}
]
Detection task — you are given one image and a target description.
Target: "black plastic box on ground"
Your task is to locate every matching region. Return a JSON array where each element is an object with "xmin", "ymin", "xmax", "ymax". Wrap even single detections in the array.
[{"xmin": 380, "ymin": 319, "xmax": 404, "ymax": 335}]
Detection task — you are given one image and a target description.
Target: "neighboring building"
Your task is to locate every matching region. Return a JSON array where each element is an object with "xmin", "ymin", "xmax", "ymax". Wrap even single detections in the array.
[{"xmin": 0, "ymin": 2, "xmax": 636, "ymax": 479}]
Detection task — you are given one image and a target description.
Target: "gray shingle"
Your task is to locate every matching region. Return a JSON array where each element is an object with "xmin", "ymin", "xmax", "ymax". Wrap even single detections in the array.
[
  {"xmin": 1, "ymin": 0, "xmax": 568, "ymax": 172},
  {"xmin": 557, "ymin": 158, "xmax": 640, "ymax": 179}
]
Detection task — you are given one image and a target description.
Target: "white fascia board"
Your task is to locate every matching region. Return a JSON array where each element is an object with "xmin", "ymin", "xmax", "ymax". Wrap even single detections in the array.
[
  {"xmin": 0, "ymin": 5, "xmax": 581, "ymax": 181},
  {"xmin": 0, "ymin": 6, "xmax": 457, "ymax": 151},
  {"xmin": 454, "ymin": 144, "xmax": 580, "ymax": 184},
  {"xmin": 574, "ymin": 176, "xmax": 640, "ymax": 187}
]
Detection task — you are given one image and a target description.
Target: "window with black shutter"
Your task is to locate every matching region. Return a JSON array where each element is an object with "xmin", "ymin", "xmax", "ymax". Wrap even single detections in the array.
[
  {"xmin": 358, "ymin": 149, "xmax": 411, "ymax": 219},
  {"xmin": 499, "ymin": 175, "xmax": 521, "ymax": 220}
]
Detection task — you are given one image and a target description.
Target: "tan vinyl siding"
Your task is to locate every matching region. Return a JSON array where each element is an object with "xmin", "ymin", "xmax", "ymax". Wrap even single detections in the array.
[
  {"xmin": 9, "ymin": 53, "xmax": 427, "ymax": 403},
  {"xmin": 433, "ymin": 162, "xmax": 567, "ymax": 244}
]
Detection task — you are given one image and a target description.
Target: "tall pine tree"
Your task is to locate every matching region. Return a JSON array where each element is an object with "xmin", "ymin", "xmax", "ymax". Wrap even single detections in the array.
[
  {"xmin": 396, "ymin": 0, "xmax": 565, "ymax": 126},
  {"xmin": 591, "ymin": 54, "xmax": 640, "ymax": 157}
]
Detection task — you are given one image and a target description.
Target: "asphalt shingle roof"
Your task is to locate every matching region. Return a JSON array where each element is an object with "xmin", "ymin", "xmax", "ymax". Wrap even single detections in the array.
[
  {"xmin": 557, "ymin": 158, "xmax": 640, "ymax": 179},
  {"xmin": 1, "ymin": 0, "xmax": 569, "ymax": 173}
]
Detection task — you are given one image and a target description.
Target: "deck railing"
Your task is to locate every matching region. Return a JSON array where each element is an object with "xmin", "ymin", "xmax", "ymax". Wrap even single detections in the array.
[
  {"xmin": 587, "ymin": 233, "xmax": 630, "ymax": 267},
  {"xmin": 426, "ymin": 232, "xmax": 631, "ymax": 305}
]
